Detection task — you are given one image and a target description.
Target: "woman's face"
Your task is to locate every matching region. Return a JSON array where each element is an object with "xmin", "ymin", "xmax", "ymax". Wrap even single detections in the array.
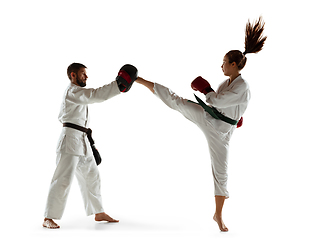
[{"xmin": 221, "ymin": 56, "xmax": 233, "ymax": 76}]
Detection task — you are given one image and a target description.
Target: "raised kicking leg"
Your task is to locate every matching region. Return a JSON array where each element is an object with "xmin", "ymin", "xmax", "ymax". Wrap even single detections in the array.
[{"xmin": 213, "ymin": 195, "xmax": 228, "ymax": 232}]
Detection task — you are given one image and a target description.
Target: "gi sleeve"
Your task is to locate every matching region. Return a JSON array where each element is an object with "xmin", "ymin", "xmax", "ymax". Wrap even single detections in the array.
[
  {"xmin": 66, "ymin": 81, "xmax": 121, "ymax": 105},
  {"xmin": 205, "ymin": 80, "xmax": 250, "ymax": 108}
]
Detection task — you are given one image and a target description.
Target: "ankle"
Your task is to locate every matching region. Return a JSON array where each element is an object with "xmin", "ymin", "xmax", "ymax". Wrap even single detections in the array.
[{"xmin": 214, "ymin": 212, "xmax": 222, "ymax": 218}]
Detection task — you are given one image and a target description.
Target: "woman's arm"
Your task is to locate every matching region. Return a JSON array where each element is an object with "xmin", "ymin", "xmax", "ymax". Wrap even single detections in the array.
[
  {"xmin": 205, "ymin": 80, "xmax": 250, "ymax": 108},
  {"xmin": 136, "ymin": 77, "xmax": 155, "ymax": 93}
]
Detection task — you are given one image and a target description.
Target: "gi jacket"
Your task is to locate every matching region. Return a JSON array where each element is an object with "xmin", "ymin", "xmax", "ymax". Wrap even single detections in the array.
[
  {"xmin": 205, "ymin": 75, "xmax": 251, "ymax": 136},
  {"xmin": 153, "ymin": 74, "xmax": 250, "ymax": 140},
  {"xmin": 56, "ymin": 81, "xmax": 120, "ymax": 156}
]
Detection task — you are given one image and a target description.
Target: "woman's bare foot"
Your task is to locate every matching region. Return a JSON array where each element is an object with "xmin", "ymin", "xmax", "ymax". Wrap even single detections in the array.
[
  {"xmin": 95, "ymin": 212, "xmax": 119, "ymax": 222},
  {"xmin": 43, "ymin": 218, "xmax": 60, "ymax": 229},
  {"xmin": 213, "ymin": 213, "xmax": 228, "ymax": 232}
]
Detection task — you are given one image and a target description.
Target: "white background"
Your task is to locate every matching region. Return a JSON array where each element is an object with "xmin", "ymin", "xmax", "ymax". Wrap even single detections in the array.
[{"xmin": 1, "ymin": 0, "xmax": 330, "ymax": 239}]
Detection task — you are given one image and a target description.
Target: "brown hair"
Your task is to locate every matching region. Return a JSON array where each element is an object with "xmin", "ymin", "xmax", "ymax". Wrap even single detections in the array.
[
  {"xmin": 67, "ymin": 63, "xmax": 87, "ymax": 80},
  {"xmin": 226, "ymin": 16, "xmax": 267, "ymax": 70}
]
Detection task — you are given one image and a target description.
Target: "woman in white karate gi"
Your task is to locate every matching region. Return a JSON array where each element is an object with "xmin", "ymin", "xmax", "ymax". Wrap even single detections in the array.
[
  {"xmin": 43, "ymin": 63, "xmax": 122, "ymax": 229},
  {"xmin": 136, "ymin": 17, "xmax": 267, "ymax": 232}
]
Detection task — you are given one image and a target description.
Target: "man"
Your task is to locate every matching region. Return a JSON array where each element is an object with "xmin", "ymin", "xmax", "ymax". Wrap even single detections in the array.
[{"xmin": 43, "ymin": 63, "xmax": 122, "ymax": 229}]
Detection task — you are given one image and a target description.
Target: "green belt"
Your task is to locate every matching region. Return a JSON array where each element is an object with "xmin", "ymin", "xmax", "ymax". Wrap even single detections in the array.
[{"xmin": 188, "ymin": 94, "xmax": 238, "ymax": 125}]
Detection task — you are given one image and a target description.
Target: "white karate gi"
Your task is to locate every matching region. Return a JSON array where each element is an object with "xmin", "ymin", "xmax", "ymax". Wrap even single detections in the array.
[
  {"xmin": 153, "ymin": 75, "xmax": 250, "ymax": 198},
  {"xmin": 44, "ymin": 81, "xmax": 121, "ymax": 220}
]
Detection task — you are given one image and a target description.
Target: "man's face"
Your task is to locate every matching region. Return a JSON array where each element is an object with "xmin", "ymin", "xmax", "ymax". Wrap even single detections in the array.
[{"xmin": 73, "ymin": 68, "xmax": 88, "ymax": 87}]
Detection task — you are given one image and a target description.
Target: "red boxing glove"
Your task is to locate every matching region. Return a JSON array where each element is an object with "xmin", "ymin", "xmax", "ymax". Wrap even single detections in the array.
[
  {"xmin": 191, "ymin": 76, "xmax": 214, "ymax": 95},
  {"xmin": 236, "ymin": 117, "xmax": 243, "ymax": 128}
]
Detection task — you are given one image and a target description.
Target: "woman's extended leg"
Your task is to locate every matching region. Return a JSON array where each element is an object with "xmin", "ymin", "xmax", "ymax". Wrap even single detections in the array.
[
  {"xmin": 136, "ymin": 77, "xmax": 207, "ymax": 125},
  {"xmin": 136, "ymin": 77, "xmax": 230, "ymax": 232},
  {"xmin": 136, "ymin": 77, "xmax": 155, "ymax": 93}
]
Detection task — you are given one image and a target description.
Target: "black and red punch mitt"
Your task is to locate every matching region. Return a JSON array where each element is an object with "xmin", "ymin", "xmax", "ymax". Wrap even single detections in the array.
[{"xmin": 116, "ymin": 64, "xmax": 138, "ymax": 92}]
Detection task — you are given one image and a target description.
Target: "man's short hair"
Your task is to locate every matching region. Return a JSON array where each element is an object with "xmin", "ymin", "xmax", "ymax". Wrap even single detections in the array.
[{"xmin": 67, "ymin": 63, "xmax": 87, "ymax": 80}]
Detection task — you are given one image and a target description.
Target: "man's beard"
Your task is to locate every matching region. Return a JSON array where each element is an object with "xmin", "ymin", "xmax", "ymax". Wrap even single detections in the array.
[{"xmin": 76, "ymin": 77, "xmax": 86, "ymax": 87}]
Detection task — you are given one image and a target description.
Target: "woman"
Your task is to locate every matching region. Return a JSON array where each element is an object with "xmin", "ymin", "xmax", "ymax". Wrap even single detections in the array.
[{"xmin": 136, "ymin": 17, "xmax": 267, "ymax": 232}]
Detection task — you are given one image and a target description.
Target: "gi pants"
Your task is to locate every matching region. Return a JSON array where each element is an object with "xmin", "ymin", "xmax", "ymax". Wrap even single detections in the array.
[
  {"xmin": 44, "ymin": 151, "xmax": 103, "ymax": 219},
  {"xmin": 154, "ymin": 83, "xmax": 235, "ymax": 198}
]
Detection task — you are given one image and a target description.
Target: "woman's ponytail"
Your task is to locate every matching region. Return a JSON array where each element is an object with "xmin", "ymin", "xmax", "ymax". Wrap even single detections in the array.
[
  {"xmin": 226, "ymin": 16, "xmax": 267, "ymax": 70},
  {"xmin": 244, "ymin": 16, "xmax": 267, "ymax": 55}
]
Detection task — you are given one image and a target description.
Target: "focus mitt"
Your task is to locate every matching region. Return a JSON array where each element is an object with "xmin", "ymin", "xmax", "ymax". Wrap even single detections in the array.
[{"xmin": 116, "ymin": 64, "xmax": 138, "ymax": 92}]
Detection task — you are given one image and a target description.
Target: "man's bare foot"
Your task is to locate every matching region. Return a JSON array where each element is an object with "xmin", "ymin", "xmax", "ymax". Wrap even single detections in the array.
[
  {"xmin": 95, "ymin": 212, "xmax": 119, "ymax": 223},
  {"xmin": 43, "ymin": 218, "xmax": 60, "ymax": 229},
  {"xmin": 213, "ymin": 213, "xmax": 228, "ymax": 232}
]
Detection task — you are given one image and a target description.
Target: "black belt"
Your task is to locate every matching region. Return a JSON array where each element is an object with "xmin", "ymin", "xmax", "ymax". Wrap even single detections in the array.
[
  {"xmin": 188, "ymin": 94, "xmax": 238, "ymax": 125},
  {"xmin": 63, "ymin": 122, "xmax": 102, "ymax": 165}
]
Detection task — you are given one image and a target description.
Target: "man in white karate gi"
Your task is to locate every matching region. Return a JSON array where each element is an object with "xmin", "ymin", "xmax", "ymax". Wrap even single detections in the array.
[{"xmin": 43, "ymin": 63, "xmax": 122, "ymax": 229}]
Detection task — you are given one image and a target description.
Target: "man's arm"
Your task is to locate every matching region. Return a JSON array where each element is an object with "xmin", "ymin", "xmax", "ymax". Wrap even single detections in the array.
[{"xmin": 67, "ymin": 81, "xmax": 121, "ymax": 105}]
